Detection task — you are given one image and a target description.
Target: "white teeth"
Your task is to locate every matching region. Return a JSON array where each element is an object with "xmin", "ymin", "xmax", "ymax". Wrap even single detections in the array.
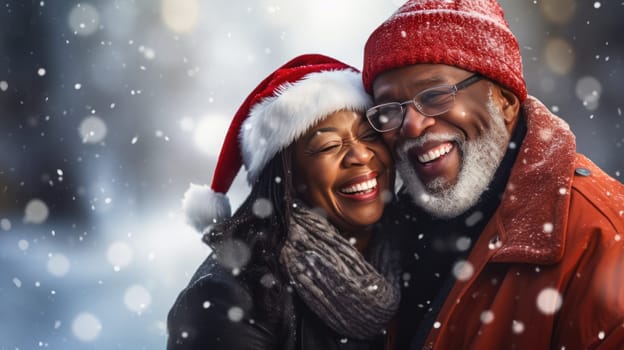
[
  {"xmin": 341, "ymin": 178, "xmax": 378, "ymax": 194},
  {"xmin": 417, "ymin": 144, "xmax": 453, "ymax": 163}
]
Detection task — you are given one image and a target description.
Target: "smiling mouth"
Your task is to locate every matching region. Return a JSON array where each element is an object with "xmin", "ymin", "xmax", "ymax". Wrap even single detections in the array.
[
  {"xmin": 339, "ymin": 177, "xmax": 378, "ymax": 195},
  {"xmin": 417, "ymin": 142, "xmax": 453, "ymax": 164}
]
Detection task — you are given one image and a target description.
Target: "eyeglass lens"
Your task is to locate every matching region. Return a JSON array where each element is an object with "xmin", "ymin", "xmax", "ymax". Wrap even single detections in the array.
[
  {"xmin": 366, "ymin": 104, "xmax": 404, "ymax": 131},
  {"xmin": 367, "ymin": 74, "xmax": 481, "ymax": 132}
]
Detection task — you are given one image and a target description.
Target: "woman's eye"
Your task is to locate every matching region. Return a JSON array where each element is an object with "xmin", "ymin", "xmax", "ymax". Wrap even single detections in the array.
[
  {"xmin": 317, "ymin": 143, "xmax": 340, "ymax": 153},
  {"xmin": 317, "ymin": 144, "xmax": 340, "ymax": 153}
]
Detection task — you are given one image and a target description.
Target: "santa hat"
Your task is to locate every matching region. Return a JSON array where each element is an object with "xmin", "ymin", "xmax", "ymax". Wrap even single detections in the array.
[
  {"xmin": 363, "ymin": 0, "xmax": 527, "ymax": 102},
  {"xmin": 183, "ymin": 54, "xmax": 372, "ymax": 233}
]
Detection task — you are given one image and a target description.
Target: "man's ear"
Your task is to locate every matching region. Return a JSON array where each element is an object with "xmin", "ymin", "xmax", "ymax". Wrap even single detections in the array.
[{"xmin": 493, "ymin": 85, "xmax": 521, "ymax": 133}]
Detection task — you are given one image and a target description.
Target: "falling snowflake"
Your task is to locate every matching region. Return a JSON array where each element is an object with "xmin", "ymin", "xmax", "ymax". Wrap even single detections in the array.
[
  {"xmin": 79, "ymin": 116, "xmax": 107, "ymax": 144},
  {"xmin": 228, "ymin": 306, "xmax": 244, "ymax": 322},
  {"xmin": 252, "ymin": 198, "xmax": 273, "ymax": 218},
  {"xmin": 465, "ymin": 211, "xmax": 483, "ymax": 227},
  {"xmin": 536, "ymin": 287, "xmax": 563, "ymax": 315},
  {"xmin": 480, "ymin": 310, "xmax": 495, "ymax": 324},
  {"xmin": 452, "ymin": 260, "xmax": 474, "ymax": 281},
  {"xmin": 512, "ymin": 320, "xmax": 525, "ymax": 334}
]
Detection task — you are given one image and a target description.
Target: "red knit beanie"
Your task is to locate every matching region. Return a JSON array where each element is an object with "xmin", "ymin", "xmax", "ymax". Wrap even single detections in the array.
[{"xmin": 363, "ymin": 0, "xmax": 527, "ymax": 101}]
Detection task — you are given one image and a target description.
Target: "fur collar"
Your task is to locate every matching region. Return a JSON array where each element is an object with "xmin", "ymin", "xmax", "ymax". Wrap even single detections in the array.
[{"xmin": 491, "ymin": 96, "xmax": 577, "ymax": 264}]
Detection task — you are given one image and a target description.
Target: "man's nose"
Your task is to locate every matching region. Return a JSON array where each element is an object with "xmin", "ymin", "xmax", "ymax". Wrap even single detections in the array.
[{"xmin": 400, "ymin": 104, "xmax": 436, "ymax": 138}]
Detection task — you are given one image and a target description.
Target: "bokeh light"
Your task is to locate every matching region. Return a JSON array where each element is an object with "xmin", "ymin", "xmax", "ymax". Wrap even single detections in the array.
[
  {"xmin": 68, "ymin": 3, "xmax": 100, "ymax": 36},
  {"xmin": 18, "ymin": 239, "xmax": 29, "ymax": 251},
  {"xmin": 1, "ymin": 218, "xmax": 11, "ymax": 231},
  {"xmin": 23, "ymin": 199, "xmax": 49, "ymax": 224},
  {"xmin": 161, "ymin": 0, "xmax": 200, "ymax": 33},
  {"xmin": 194, "ymin": 115, "xmax": 229, "ymax": 156},
  {"xmin": 72, "ymin": 312, "xmax": 102, "ymax": 342},
  {"xmin": 47, "ymin": 253, "xmax": 71, "ymax": 277},
  {"xmin": 106, "ymin": 241, "xmax": 134, "ymax": 270},
  {"xmin": 79, "ymin": 116, "xmax": 108, "ymax": 144},
  {"xmin": 124, "ymin": 284, "xmax": 152, "ymax": 313},
  {"xmin": 540, "ymin": 0, "xmax": 576, "ymax": 25},
  {"xmin": 544, "ymin": 38, "xmax": 575, "ymax": 75},
  {"xmin": 252, "ymin": 198, "xmax": 273, "ymax": 218},
  {"xmin": 214, "ymin": 239, "xmax": 251, "ymax": 271},
  {"xmin": 575, "ymin": 76, "xmax": 602, "ymax": 111}
]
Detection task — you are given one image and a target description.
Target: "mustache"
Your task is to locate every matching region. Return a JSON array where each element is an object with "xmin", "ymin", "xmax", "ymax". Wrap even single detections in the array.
[{"xmin": 396, "ymin": 132, "xmax": 465, "ymax": 160}]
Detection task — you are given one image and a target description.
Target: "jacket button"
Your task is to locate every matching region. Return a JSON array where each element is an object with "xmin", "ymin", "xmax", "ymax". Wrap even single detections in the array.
[{"xmin": 574, "ymin": 168, "xmax": 591, "ymax": 177}]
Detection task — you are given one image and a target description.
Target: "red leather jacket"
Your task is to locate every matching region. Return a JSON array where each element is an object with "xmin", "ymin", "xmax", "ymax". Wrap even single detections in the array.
[{"xmin": 421, "ymin": 97, "xmax": 624, "ymax": 349}]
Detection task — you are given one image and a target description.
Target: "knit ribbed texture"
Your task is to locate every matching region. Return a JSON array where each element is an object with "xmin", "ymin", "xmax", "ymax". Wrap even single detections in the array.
[
  {"xmin": 363, "ymin": 0, "xmax": 527, "ymax": 101},
  {"xmin": 280, "ymin": 204, "xmax": 401, "ymax": 340}
]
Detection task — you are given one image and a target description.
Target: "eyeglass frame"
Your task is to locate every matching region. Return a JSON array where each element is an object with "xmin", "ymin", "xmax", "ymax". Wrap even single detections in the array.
[{"xmin": 366, "ymin": 74, "xmax": 483, "ymax": 133}]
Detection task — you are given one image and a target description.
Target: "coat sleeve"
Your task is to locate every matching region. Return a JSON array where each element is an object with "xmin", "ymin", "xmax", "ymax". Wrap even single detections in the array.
[
  {"xmin": 583, "ymin": 235, "xmax": 624, "ymax": 350},
  {"xmin": 557, "ymin": 160, "xmax": 624, "ymax": 350},
  {"xmin": 167, "ymin": 270, "xmax": 279, "ymax": 350}
]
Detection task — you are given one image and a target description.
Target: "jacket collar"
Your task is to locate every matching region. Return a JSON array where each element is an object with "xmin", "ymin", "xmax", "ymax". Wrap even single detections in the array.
[{"xmin": 491, "ymin": 96, "xmax": 577, "ymax": 265}]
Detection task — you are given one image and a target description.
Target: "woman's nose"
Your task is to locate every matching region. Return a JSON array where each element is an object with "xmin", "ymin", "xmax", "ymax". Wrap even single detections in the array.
[
  {"xmin": 400, "ymin": 104, "xmax": 436, "ymax": 138},
  {"xmin": 343, "ymin": 142, "xmax": 374, "ymax": 166}
]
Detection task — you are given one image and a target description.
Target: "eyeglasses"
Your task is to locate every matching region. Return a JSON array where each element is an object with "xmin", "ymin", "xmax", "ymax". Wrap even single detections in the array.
[{"xmin": 366, "ymin": 74, "xmax": 482, "ymax": 133}]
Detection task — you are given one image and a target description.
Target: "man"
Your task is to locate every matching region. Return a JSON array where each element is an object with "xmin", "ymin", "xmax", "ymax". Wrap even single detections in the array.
[{"xmin": 362, "ymin": 0, "xmax": 624, "ymax": 349}]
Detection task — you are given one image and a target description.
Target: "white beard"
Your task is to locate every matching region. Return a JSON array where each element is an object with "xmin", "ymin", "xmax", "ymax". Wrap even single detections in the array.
[{"xmin": 396, "ymin": 90, "xmax": 510, "ymax": 218}]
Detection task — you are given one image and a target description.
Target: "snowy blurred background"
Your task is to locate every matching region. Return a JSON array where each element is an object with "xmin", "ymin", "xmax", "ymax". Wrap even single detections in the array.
[{"xmin": 0, "ymin": 0, "xmax": 622, "ymax": 349}]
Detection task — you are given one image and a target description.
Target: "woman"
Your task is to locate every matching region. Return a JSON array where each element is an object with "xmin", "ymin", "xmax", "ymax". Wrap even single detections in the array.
[{"xmin": 167, "ymin": 54, "xmax": 400, "ymax": 350}]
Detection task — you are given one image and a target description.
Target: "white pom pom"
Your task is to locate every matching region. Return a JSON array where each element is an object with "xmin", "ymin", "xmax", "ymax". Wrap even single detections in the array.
[{"xmin": 182, "ymin": 183, "xmax": 231, "ymax": 233}]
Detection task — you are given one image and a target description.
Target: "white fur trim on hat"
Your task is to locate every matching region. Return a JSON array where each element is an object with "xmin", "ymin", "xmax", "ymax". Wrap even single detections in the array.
[
  {"xmin": 182, "ymin": 183, "xmax": 231, "ymax": 233},
  {"xmin": 240, "ymin": 69, "xmax": 372, "ymax": 184}
]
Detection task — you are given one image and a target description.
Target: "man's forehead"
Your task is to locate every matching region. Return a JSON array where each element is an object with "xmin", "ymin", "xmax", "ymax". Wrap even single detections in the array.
[{"xmin": 373, "ymin": 70, "xmax": 448, "ymax": 100}]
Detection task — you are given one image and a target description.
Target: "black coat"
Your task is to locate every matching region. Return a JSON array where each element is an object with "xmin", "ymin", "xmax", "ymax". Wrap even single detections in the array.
[{"xmin": 167, "ymin": 254, "xmax": 388, "ymax": 350}]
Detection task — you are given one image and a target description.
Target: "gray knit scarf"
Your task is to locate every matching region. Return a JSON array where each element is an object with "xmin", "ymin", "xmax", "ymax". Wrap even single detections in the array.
[{"xmin": 279, "ymin": 203, "xmax": 401, "ymax": 340}]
